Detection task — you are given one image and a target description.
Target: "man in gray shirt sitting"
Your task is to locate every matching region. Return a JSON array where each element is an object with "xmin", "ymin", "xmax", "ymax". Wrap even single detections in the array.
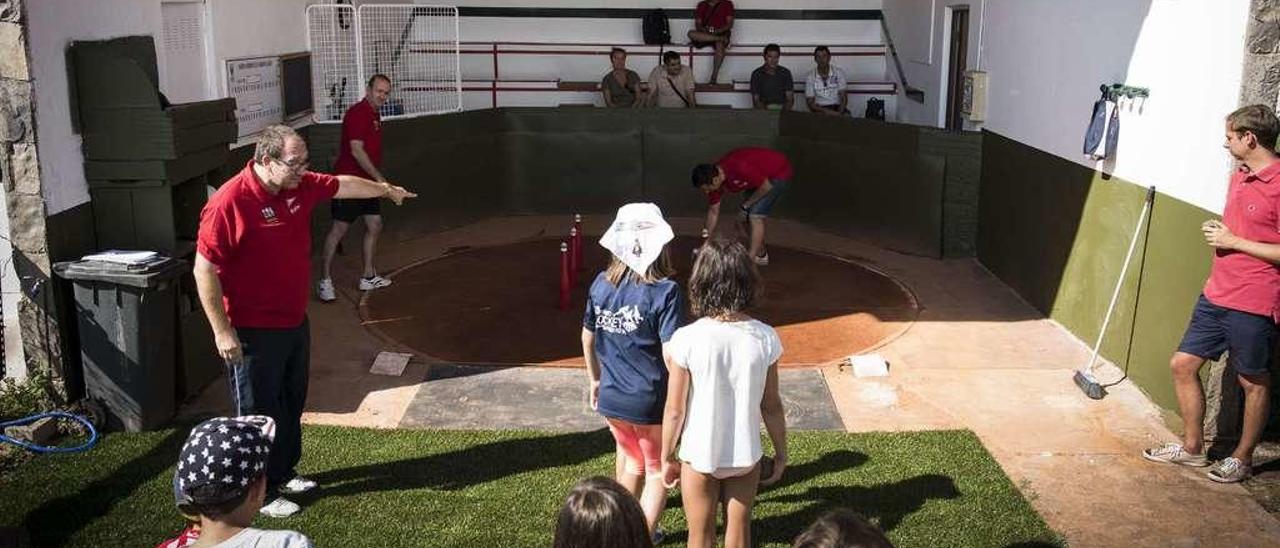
[
  {"xmin": 750, "ymin": 43, "xmax": 794, "ymax": 111},
  {"xmin": 601, "ymin": 47, "xmax": 642, "ymax": 108}
]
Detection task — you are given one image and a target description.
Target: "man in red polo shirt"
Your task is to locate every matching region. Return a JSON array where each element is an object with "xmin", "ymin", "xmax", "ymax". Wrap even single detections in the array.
[
  {"xmin": 194, "ymin": 125, "xmax": 414, "ymax": 517},
  {"xmin": 318, "ymin": 74, "xmax": 394, "ymax": 302},
  {"xmin": 691, "ymin": 146, "xmax": 792, "ymax": 265},
  {"xmin": 687, "ymin": 0, "xmax": 734, "ymax": 84},
  {"xmin": 1144, "ymin": 105, "xmax": 1280, "ymax": 483}
]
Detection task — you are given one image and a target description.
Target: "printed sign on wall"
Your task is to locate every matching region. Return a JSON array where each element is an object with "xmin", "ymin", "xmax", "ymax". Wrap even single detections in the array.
[{"xmin": 226, "ymin": 56, "xmax": 283, "ymax": 138}]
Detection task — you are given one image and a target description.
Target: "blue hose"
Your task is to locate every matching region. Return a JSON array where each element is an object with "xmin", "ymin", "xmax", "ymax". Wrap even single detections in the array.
[{"xmin": 0, "ymin": 411, "xmax": 98, "ymax": 453}]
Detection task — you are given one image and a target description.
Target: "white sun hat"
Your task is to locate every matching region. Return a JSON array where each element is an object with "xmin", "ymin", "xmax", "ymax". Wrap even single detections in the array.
[{"xmin": 599, "ymin": 203, "xmax": 675, "ymax": 276}]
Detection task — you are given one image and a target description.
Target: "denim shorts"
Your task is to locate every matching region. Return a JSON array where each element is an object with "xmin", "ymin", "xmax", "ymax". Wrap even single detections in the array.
[
  {"xmin": 1177, "ymin": 294, "xmax": 1276, "ymax": 376},
  {"xmin": 745, "ymin": 178, "xmax": 789, "ymax": 218}
]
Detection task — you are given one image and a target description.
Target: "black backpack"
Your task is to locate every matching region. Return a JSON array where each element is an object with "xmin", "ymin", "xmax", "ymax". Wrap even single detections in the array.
[
  {"xmin": 865, "ymin": 98, "xmax": 886, "ymax": 121},
  {"xmin": 643, "ymin": 9, "xmax": 670, "ymax": 45}
]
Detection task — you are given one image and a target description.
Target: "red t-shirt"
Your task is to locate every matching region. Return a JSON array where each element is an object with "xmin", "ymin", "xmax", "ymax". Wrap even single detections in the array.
[
  {"xmin": 197, "ymin": 162, "xmax": 340, "ymax": 328},
  {"xmin": 333, "ymin": 99, "xmax": 382, "ymax": 178},
  {"xmin": 1204, "ymin": 161, "xmax": 1280, "ymax": 320},
  {"xmin": 707, "ymin": 147, "xmax": 793, "ymax": 205},
  {"xmin": 695, "ymin": 0, "xmax": 734, "ymax": 30}
]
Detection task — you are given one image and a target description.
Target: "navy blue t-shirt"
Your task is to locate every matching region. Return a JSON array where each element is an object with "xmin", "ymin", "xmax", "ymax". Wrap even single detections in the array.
[{"xmin": 583, "ymin": 272, "xmax": 684, "ymax": 425}]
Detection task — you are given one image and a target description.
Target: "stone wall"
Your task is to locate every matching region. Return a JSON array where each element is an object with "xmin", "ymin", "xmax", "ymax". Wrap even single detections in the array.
[
  {"xmin": 1205, "ymin": 0, "xmax": 1280, "ymax": 447},
  {"xmin": 0, "ymin": 0, "xmax": 73, "ymax": 398},
  {"xmin": 1240, "ymin": 0, "xmax": 1280, "ymax": 107}
]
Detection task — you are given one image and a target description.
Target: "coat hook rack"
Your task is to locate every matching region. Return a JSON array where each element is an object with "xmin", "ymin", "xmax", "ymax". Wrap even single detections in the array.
[{"xmin": 1101, "ymin": 83, "xmax": 1149, "ymax": 101}]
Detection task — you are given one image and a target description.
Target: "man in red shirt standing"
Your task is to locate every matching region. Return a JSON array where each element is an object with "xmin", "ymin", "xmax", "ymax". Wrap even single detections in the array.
[
  {"xmin": 318, "ymin": 74, "xmax": 395, "ymax": 302},
  {"xmin": 1144, "ymin": 105, "xmax": 1280, "ymax": 483},
  {"xmin": 687, "ymin": 0, "xmax": 734, "ymax": 84},
  {"xmin": 691, "ymin": 147, "xmax": 792, "ymax": 265},
  {"xmin": 194, "ymin": 125, "xmax": 414, "ymax": 516}
]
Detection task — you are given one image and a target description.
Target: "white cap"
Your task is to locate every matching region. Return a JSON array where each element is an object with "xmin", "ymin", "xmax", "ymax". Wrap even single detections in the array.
[{"xmin": 599, "ymin": 203, "xmax": 674, "ymax": 276}]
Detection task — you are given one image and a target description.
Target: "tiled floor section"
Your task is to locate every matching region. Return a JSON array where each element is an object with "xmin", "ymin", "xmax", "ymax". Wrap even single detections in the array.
[
  {"xmin": 181, "ymin": 215, "xmax": 1280, "ymax": 547},
  {"xmin": 398, "ymin": 364, "xmax": 843, "ymax": 431}
]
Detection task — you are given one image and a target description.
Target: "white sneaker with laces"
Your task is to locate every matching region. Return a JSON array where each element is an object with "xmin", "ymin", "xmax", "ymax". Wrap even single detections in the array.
[
  {"xmin": 317, "ymin": 278, "xmax": 336, "ymax": 302},
  {"xmin": 1207, "ymin": 457, "xmax": 1252, "ymax": 483},
  {"xmin": 260, "ymin": 496, "xmax": 301, "ymax": 518},
  {"xmin": 280, "ymin": 476, "xmax": 317, "ymax": 494},
  {"xmin": 752, "ymin": 253, "xmax": 770, "ymax": 266},
  {"xmin": 1142, "ymin": 442, "xmax": 1208, "ymax": 467},
  {"xmin": 359, "ymin": 275, "xmax": 393, "ymax": 291}
]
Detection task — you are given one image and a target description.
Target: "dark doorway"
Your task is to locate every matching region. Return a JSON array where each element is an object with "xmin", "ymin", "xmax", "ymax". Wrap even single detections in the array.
[{"xmin": 945, "ymin": 6, "xmax": 970, "ymax": 131}]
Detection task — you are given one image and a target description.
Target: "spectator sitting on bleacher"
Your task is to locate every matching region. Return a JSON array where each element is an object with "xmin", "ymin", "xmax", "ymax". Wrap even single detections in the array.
[
  {"xmin": 602, "ymin": 47, "xmax": 642, "ymax": 108},
  {"xmin": 805, "ymin": 46, "xmax": 849, "ymax": 116},
  {"xmin": 645, "ymin": 51, "xmax": 696, "ymax": 108},
  {"xmin": 750, "ymin": 44, "xmax": 794, "ymax": 111},
  {"xmin": 687, "ymin": 0, "xmax": 734, "ymax": 84}
]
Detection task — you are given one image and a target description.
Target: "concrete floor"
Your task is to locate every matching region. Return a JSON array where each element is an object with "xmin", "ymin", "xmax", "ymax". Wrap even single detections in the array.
[{"xmin": 183, "ymin": 215, "xmax": 1280, "ymax": 547}]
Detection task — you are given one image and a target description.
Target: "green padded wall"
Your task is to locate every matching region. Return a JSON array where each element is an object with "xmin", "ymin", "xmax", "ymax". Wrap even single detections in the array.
[
  {"xmin": 978, "ymin": 130, "xmax": 1219, "ymax": 412},
  {"xmin": 228, "ymin": 108, "xmax": 979, "ymax": 259}
]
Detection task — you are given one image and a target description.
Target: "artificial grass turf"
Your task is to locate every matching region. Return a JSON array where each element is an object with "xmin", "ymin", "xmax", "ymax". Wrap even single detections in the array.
[{"xmin": 0, "ymin": 426, "xmax": 1061, "ymax": 547}]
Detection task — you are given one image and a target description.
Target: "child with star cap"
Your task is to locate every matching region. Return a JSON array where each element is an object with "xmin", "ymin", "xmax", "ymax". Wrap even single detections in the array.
[
  {"xmin": 581, "ymin": 203, "xmax": 686, "ymax": 542},
  {"xmin": 159, "ymin": 416, "xmax": 312, "ymax": 548}
]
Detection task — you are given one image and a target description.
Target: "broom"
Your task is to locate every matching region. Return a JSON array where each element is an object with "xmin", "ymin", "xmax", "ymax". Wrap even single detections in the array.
[{"xmin": 1074, "ymin": 185, "xmax": 1155, "ymax": 400}]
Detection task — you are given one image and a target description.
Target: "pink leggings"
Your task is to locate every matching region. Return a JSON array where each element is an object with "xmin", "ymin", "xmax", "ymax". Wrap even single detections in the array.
[{"xmin": 606, "ymin": 417, "xmax": 663, "ymax": 477}]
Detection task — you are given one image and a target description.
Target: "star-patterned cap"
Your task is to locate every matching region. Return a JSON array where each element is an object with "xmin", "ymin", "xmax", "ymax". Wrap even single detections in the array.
[{"xmin": 174, "ymin": 416, "xmax": 276, "ymax": 508}]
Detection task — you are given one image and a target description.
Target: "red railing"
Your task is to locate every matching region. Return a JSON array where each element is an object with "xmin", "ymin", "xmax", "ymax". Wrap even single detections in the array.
[{"xmin": 455, "ymin": 41, "xmax": 893, "ymax": 108}]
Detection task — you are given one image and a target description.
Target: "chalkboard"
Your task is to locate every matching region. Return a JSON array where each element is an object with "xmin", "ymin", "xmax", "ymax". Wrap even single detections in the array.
[{"xmin": 281, "ymin": 52, "xmax": 312, "ymax": 121}]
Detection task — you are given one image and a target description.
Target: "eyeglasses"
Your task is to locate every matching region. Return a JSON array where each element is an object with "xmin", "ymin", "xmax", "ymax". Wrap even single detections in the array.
[{"xmin": 277, "ymin": 157, "xmax": 309, "ymax": 172}]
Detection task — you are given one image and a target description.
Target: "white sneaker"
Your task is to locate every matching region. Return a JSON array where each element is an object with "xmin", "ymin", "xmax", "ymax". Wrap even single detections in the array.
[
  {"xmin": 359, "ymin": 275, "xmax": 392, "ymax": 291},
  {"xmin": 280, "ymin": 476, "xmax": 317, "ymax": 494},
  {"xmin": 1142, "ymin": 442, "xmax": 1208, "ymax": 467},
  {"xmin": 752, "ymin": 253, "xmax": 770, "ymax": 266},
  {"xmin": 317, "ymin": 278, "xmax": 336, "ymax": 302},
  {"xmin": 260, "ymin": 496, "xmax": 301, "ymax": 518}
]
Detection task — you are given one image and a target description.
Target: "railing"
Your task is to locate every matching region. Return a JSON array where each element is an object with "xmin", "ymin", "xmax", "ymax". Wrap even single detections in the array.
[{"xmin": 456, "ymin": 41, "xmax": 893, "ymax": 108}]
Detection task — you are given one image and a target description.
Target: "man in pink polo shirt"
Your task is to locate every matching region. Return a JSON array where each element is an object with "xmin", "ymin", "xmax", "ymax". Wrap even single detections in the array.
[
  {"xmin": 691, "ymin": 147, "xmax": 793, "ymax": 266},
  {"xmin": 194, "ymin": 125, "xmax": 414, "ymax": 517},
  {"xmin": 1144, "ymin": 105, "xmax": 1280, "ymax": 483}
]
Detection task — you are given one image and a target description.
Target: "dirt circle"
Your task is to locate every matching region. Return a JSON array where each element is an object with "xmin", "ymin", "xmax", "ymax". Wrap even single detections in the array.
[{"xmin": 361, "ymin": 237, "xmax": 918, "ymax": 367}]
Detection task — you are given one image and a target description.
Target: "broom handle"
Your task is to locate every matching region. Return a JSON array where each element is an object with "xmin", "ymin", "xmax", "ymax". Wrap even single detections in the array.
[{"xmin": 1083, "ymin": 187, "xmax": 1155, "ymax": 372}]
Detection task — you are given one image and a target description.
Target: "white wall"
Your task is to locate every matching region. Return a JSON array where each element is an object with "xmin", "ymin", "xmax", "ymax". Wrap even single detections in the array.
[
  {"xmin": 27, "ymin": 0, "xmax": 320, "ymax": 216},
  {"xmin": 884, "ymin": 0, "xmax": 1251, "ymax": 213},
  {"xmin": 206, "ymin": 0, "xmax": 314, "ymax": 99},
  {"xmin": 27, "ymin": 0, "xmax": 164, "ymax": 216}
]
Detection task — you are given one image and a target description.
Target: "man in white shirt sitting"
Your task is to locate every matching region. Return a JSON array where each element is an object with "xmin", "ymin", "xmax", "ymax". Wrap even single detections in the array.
[
  {"xmin": 804, "ymin": 46, "xmax": 849, "ymax": 116},
  {"xmin": 646, "ymin": 51, "xmax": 697, "ymax": 108}
]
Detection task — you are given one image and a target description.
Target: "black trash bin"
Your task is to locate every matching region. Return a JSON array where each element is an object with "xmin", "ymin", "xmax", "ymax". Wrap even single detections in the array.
[{"xmin": 54, "ymin": 257, "xmax": 187, "ymax": 432}]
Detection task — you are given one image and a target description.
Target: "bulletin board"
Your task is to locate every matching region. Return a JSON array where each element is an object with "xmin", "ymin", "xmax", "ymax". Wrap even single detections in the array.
[{"xmin": 225, "ymin": 55, "xmax": 282, "ymax": 138}]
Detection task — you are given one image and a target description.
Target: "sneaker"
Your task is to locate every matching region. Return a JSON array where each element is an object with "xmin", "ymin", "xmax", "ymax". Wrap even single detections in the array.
[
  {"xmin": 317, "ymin": 278, "xmax": 336, "ymax": 302},
  {"xmin": 752, "ymin": 253, "xmax": 769, "ymax": 266},
  {"xmin": 1207, "ymin": 457, "xmax": 1252, "ymax": 483},
  {"xmin": 260, "ymin": 496, "xmax": 301, "ymax": 518},
  {"xmin": 280, "ymin": 476, "xmax": 317, "ymax": 495},
  {"xmin": 652, "ymin": 526, "xmax": 665, "ymax": 545},
  {"xmin": 1142, "ymin": 442, "xmax": 1209, "ymax": 467},
  {"xmin": 359, "ymin": 275, "xmax": 392, "ymax": 291}
]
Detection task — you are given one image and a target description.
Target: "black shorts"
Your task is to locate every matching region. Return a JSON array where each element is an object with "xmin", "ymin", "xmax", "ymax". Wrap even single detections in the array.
[
  {"xmin": 1177, "ymin": 294, "xmax": 1276, "ymax": 376},
  {"xmin": 330, "ymin": 198, "xmax": 381, "ymax": 223}
]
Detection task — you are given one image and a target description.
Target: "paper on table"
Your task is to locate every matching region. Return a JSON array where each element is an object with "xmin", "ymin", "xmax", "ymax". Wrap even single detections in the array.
[{"xmin": 81, "ymin": 250, "xmax": 161, "ymax": 265}]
